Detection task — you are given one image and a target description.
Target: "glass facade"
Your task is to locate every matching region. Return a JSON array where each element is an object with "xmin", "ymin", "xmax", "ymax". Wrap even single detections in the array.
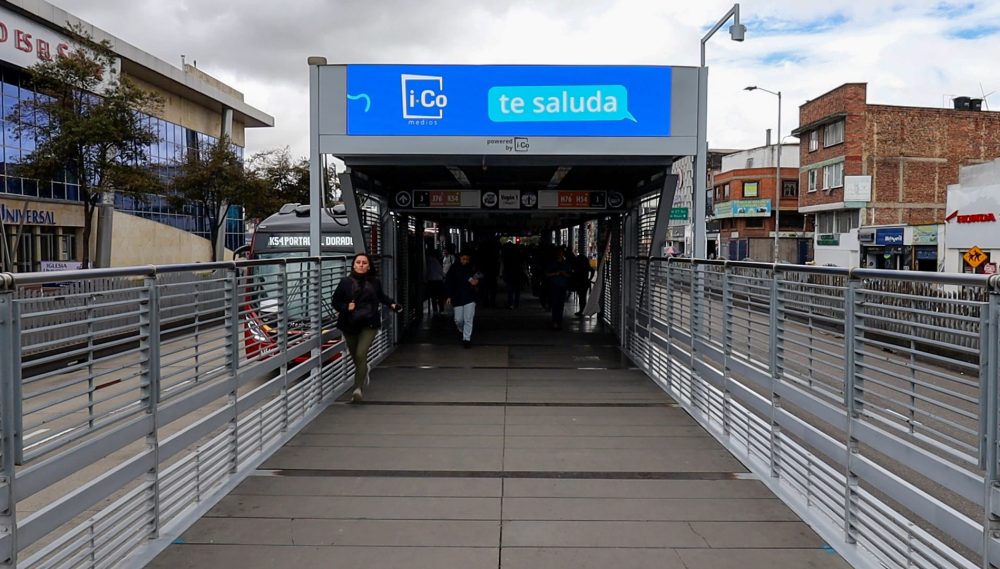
[{"xmin": 0, "ymin": 63, "xmax": 246, "ymax": 252}]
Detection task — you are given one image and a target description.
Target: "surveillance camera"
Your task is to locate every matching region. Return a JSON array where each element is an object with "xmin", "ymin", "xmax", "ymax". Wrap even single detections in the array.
[{"xmin": 729, "ymin": 23, "xmax": 746, "ymax": 42}]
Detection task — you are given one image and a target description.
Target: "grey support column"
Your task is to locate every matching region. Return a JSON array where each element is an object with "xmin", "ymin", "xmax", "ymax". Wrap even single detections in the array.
[
  {"xmin": 94, "ymin": 192, "xmax": 114, "ymax": 268},
  {"xmin": 339, "ymin": 171, "xmax": 368, "ymax": 256},
  {"xmin": 308, "ymin": 58, "xmax": 326, "ymax": 259},
  {"xmin": 649, "ymin": 173, "xmax": 679, "ymax": 258}
]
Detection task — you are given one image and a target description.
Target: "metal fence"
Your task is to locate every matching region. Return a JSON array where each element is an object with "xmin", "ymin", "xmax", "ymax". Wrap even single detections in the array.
[
  {"xmin": 0, "ymin": 256, "xmax": 397, "ymax": 568},
  {"xmin": 625, "ymin": 258, "xmax": 1000, "ymax": 569}
]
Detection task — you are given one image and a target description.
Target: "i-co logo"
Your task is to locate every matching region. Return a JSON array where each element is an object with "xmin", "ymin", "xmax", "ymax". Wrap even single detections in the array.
[{"xmin": 401, "ymin": 74, "xmax": 448, "ymax": 120}]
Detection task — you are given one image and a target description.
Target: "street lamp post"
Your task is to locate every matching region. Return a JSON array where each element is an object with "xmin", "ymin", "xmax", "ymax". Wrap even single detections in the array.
[
  {"xmin": 694, "ymin": 4, "xmax": 746, "ymax": 259},
  {"xmin": 745, "ymin": 85, "xmax": 781, "ymax": 263}
]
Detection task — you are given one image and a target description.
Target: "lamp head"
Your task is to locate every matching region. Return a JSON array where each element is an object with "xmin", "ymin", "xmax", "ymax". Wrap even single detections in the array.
[
  {"xmin": 744, "ymin": 86, "xmax": 757, "ymax": 91},
  {"xmin": 729, "ymin": 23, "xmax": 746, "ymax": 42}
]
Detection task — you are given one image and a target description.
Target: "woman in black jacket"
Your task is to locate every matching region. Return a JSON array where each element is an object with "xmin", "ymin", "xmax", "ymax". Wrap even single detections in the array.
[{"xmin": 331, "ymin": 253, "xmax": 401, "ymax": 402}]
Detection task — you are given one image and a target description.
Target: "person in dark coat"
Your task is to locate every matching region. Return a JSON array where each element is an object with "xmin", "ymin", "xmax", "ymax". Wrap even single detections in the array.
[
  {"xmin": 545, "ymin": 246, "xmax": 573, "ymax": 330},
  {"xmin": 331, "ymin": 253, "xmax": 401, "ymax": 402},
  {"xmin": 571, "ymin": 251, "xmax": 595, "ymax": 316},
  {"xmin": 444, "ymin": 251, "xmax": 480, "ymax": 348}
]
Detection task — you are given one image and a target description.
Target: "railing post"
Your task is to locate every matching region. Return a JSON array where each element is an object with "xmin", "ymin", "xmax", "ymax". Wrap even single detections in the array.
[
  {"xmin": 983, "ymin": 284, "xmax": 1000, "ymax": 568},
  {"xmin": 310, "ymin": 258, "xmax": 324, "ymax": 401},
  {"xmin": 664, "ymin": 258, "xmax": 674, "ymax": 390},
  {"xmin": 0, "ymin": 289, "xmax": 18, "ymax": 566},
  {"xmin": 139, "ymin": 274, "xmax": 161, "ymax": 540},
  {"xmin": 769, "ymin": 266, "xmax": 782, "ymax": 479},
  {"xmin": 690, "ymin": 261, "xmax": 700, "ymax": 385},
  {"xmin": 279, "ymin": 262, "xmax": 290, "ymax": 432},
  {"xmin": 225, "ymin": 266, "xmax": 240, "ymax": 473},
  {"xmin": 843, "ymin": 274, "xmax": 861, "ymax": 545},
  {"xmin": 722, "ymin": 262, "xmax": 733, "ymax": 437}
]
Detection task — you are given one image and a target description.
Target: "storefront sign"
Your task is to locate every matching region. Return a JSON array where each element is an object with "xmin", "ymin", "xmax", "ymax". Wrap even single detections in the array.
[
  {"xmin": 945, "ymin": 210, "xmax": 997, "ymax": 223},
  {"xmin": 844, "ymin": 176, "xmax": 872, "ymax": 202},
  {"xmin": 817, "ymin": 234, "xmax": 840, "ymax": 246},
  {"xmin": 0, "ymin": 203, "xmax": 56, "ymax": 225},
  {"xmin": 712, "ymin": 199, "xmax": 771, "ymax": 219},
  {"xmin": 40, "ymin": 260, "xmax": 82, "ymax": 271},
  {"xmin": 912, "ymin": 225, "xmax": 938, "ymax": 245},
  {"xmin": 875, "ymin": 227, "xmax": 904, "ymax": 246}
]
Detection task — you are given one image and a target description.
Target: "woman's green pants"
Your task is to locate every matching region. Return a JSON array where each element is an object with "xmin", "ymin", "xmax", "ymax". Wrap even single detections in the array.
[{"xmin": 344, "ymin": 327, "xmax": 377, "ymax": 389}]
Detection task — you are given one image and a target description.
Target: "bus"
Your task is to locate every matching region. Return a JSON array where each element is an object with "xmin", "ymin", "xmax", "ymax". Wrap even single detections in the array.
[{"xmin": 239, "ymin": 203, "xmax": 359, "ymax": 360}]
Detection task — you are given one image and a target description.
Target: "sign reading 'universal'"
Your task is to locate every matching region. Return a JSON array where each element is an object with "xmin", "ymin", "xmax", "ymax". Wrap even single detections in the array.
[{"xmin": 1, "ymin": 203, "xmax": 55, "ymax": 225}]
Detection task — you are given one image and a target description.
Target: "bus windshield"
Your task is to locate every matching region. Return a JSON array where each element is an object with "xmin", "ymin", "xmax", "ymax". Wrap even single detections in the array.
[{"xmin": 252, "ymin": 252, "xmax": 347, "ymax": 324}]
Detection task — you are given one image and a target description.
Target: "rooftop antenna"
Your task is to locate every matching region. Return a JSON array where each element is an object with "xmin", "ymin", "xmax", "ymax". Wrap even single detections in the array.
[
  {"xmin": 181, "ymin": 54, "xmax": 185, "ymax": 66},
  {"xmin": 980, "ymin": 82, "xmax": 996, "ymax": 111}
]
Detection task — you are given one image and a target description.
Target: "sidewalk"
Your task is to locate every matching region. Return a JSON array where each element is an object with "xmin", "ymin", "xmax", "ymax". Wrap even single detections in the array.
[{"xmin": 148, "ymin": 303, "xmax": 851, "ymax": 569}]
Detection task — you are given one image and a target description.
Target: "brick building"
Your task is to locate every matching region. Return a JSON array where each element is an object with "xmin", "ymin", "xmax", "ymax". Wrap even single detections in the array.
[
  {"xmin": 711, "ymin": 144, "xmax": 807, "ymax": 262},
  {"xmin": 792, "ymin": 83, "xmax": 1000, "ymax": 270}
]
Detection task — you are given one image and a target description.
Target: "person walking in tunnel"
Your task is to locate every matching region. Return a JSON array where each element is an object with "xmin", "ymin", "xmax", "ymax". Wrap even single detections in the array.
[
  {"xmin": 445, "ymin": 251, "xmax": 480, "ymax": 348},
  {"xmin": 571, "ymin": 249, "xmax": 595, "ymax": 316},
  {"xmin": 332, "ymin": 253, "xmax": 402, "ymax": 403},
  {"xmin": 545, "ymin": 246, "xmax": 573, "ymax": 330},
  {"xmin": 425, "ymin": 247, "xmax": 445, "ymax": 315}
]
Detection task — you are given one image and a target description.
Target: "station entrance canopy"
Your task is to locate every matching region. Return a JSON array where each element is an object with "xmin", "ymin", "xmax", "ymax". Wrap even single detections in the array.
[{"xmin": 308, "ymin": 62, "xmax": 700, "ymax": 240}]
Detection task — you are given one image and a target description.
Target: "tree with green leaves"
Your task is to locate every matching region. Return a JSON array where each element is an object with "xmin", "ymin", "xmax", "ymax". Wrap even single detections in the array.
[
  {"xmin": 11, "ymin": 24, "xmax": 163, "ymax": 269},
  {"xmin": 243, "ymin": 148, "xmax": 339, "ymax": 222},
  {"xmin": 169, "ymin": 134, "xmax": 253, "ymax": 261}
]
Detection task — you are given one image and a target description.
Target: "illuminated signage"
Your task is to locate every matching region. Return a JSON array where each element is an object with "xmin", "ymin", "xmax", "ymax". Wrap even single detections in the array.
[{"xmin": 346, "ymin": 65, "xmax": 672, "ymax": 137}]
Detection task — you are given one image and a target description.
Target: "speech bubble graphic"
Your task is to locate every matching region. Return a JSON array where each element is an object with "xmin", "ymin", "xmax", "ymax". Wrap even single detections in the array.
[{"xmin": 488, "ymin": 85, "xmax": 637, "ymax": 123}]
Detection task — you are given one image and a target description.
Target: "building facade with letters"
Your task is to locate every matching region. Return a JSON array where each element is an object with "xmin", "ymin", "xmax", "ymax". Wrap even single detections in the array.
[
  {"xmin": 944, "ymin": 158, "xmax": 1000, "ymax": 275},
  {"xmin": 792, "ymin": 83, "xmax": 1000, "ymax": 270},
  {"xmin": 0, "ymin": 0, "xmax": 272, "ymax": 272}
]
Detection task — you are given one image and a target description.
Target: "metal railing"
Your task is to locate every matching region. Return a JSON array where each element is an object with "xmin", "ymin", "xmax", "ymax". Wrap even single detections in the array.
[
  {"xmin": 625, "ymin": 258, "xmax": 1000, "ymax": 569},
  {"xmin": 0, "ymin": 256, "xmax": 396, "ymax": 568}
]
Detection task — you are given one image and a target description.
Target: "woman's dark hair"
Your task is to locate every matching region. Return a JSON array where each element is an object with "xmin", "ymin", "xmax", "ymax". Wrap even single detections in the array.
[{"xmin": 350, "ymin": 253, "xmax": 376, "ymax": 279}]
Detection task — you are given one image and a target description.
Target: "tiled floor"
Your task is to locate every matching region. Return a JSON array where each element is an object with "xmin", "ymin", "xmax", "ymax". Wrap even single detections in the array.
[{"xmin": 149, "ymin": 300, "xmax": 851, "ymax": 569}]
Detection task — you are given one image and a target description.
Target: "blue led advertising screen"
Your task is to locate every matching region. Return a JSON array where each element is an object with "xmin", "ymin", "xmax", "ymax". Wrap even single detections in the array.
[{"xmin": 345, "ymin": 65, "xmax": 672, "ymax": 137}]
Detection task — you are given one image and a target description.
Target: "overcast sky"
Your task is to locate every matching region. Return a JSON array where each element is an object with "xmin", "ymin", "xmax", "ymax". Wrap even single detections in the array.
[{"xmin": 49, "ymin": 0, "xmax": 1000, "ymax": 159}]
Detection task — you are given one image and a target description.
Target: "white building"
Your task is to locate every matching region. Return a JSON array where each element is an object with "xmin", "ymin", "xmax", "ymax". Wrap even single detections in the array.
[{"xmin": 944, "ymin": 159, "xmax": 1000, "ymax": 275}]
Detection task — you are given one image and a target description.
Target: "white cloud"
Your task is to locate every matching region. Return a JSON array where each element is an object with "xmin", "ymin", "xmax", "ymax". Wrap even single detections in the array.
[{"xmin": 48, "ymin": 0, "xmax": 1000, "ymax": 157}]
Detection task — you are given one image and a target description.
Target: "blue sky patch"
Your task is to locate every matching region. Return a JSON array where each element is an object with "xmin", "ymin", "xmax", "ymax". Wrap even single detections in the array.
[
  {"xmin": 759, "ymin": 51, "xmax": 807, "ymax": 65},
  {"xmin": 931, "ymin": 2, "xmax": 976, "ymax": 19},
  {"xmin": 948, "ymin": 24, "xmax": 1000, "ymax": 39},
  {"xmin": 739, "ymin": 13, "xmax": 849, "ymax": 37}
]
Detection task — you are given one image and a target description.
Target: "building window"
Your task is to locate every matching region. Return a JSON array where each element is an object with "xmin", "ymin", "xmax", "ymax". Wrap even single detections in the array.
[
  {"xmin": 824, "ymin": 162, "xmax": 844, "ymax": 189},
  {"xmin": 824, "ymin": 121, "xmax": 845, "ymax": 147},
  {"xmin": 724, "ymin": 184, "xmax": 730, "ymax": 200},
  {"xmin": 743, "ymin": 181, "xmax": 759, "ymax": 198},
  {"xmin": 782, "ymin": 180, "xmax": 798, "ymax": 197},
  {"xmin": 745, "ymin": 217, "xmax": 764, "ymax": 228},
  {"xmin": 809, "ymin": 130, "xmax": 819, "ymax": 152},
  {"xmin": 746, "ymin": 157, "xmax": 754, "ymax": 168},
  {"xmin": 817, "ymin": 213, "xmax": 834, "ymax": 233},
  {"xmin": 808, "ymin": 170, "xmax": 818, "ymax": 192},
  {"xmin": 835, "ymin": 210, "xmax": 859, "ymax": 232}
]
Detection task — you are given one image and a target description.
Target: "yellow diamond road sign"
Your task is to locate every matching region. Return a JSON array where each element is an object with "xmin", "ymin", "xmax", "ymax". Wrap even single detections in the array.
[{"xmin": 963, "ymin": 246, "xmax": 987, "ymax": 269}]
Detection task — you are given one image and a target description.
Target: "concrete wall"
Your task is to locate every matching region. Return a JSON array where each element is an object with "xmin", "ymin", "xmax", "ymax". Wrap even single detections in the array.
[
  {"xmin": 126, "ymin": 74, "xmax": 246, "ymax": 147},
  {"xmin": 109, "ymin": 211, "xmax": 233, "ymax": 266}
]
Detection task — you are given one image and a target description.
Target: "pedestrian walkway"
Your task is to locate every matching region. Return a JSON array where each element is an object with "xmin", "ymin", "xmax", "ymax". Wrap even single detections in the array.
[{"xmin": 148, "ymin": 301, "xmax": 851, "ymax": 569}]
